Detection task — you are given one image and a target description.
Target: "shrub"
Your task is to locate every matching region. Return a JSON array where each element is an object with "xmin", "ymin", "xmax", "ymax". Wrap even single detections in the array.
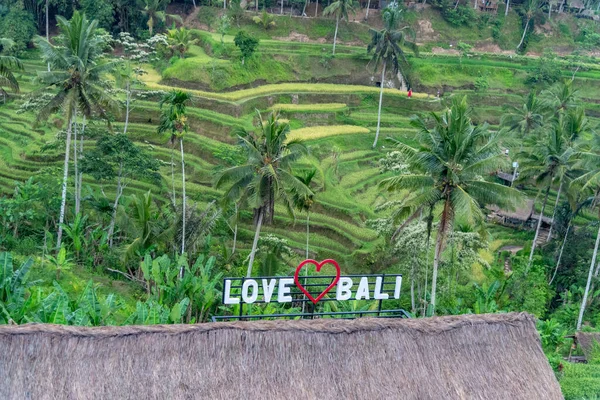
[
  {"xmin": 525, "ymin": 52, "xmax": 562, "ymax": 85},
  {"xmin": 79, "ymin": 0, "xmax": 115, "ymax": 31},
  {"xmin": 234, "ymin": 30, "xmax": 259, "ymax": 65},
  {"xmin": 0, "ymin": 8, "xmax": 36, "ymax": 55}
]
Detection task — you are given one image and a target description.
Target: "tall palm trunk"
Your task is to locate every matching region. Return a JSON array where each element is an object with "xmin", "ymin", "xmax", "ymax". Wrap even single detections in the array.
[
  {"xmin": 373, "ymin": 62, "xmax": 386, "ymax": 148},
  {"xmin": 256, "ymin": 0, "xmax": 259, "ymax": 12},
  {"xmin": 170, "ymin": 141, "xmax": 176, "ymax": 207},
  {"xmin": 332, "ymin": 15, "xmax": 339, "ymax": 55},
  {"xmin": 365, "ymin": 0, "xmax": 371, "ymax": 19},
  {"xmin": 529, "ymin": 184, "xmax": 551, "ymax": 267},
  {"xmin": 247, "ymin": 208, "xmax": 264, "ymax": 277},
  {"xmin": 76, "ymin": 116, "xmax": 85, "ymax": 216},
  {"xmin": 281, "ymin": 0, "xmax": 284, "ymax": 13},
  {"xmin": 517, "ymin": 18, "xmax": 530, "ymax": 50},
  {"xmin": 547, "ymin": 180, "xmax": 563, "ymax": 242},
  {"xmin": 505, "ymin": 0, "xmax": 510, "ymax": 15},
  {"xmin": 549, "ymin": 222, "xmax": 570, "ymax": 285},
  {"xmin": 315, "ymin": 0, "xmax": 318, "ymax": 16},
  {"xmin": 180, "ymin": 137, "xmax": 186, "ymax": 256},
  {"xmin": 232, "ymin": 202, "xmax": 238, "ymax": 255},
  {"xmin": 577, "ymin": 222, "xmax": 600, "ymax": 330},
  {"xmin": 430, "ymin": 197, "xmax": 451, "ymax": 315},
  {"xmin": 46, "ymin": 0, "xmax": 50, "ymax": 72},
  {"xmin": 108, "ymin": 161, "xmax": 124, "ymax": 248},
  {"xmin": 124, "ymin": 79, "xmax": 131, "ymax": 134},
  {"xmin": 306, "ymin": 212, "xmax": 310, "ymax": 258},
  {"xmin": 73, "ymin": 116, "xmax": 79, "ymax": 215},
  {"xmin": 56, "ymin": 115, "xmax": 73, "ymax": 250}
]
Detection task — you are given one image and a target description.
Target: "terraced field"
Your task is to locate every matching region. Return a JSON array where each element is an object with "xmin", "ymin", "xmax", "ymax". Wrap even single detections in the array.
[{"xmin": 4, "ymin": 42, "xmax": 600, "ymax": 269}]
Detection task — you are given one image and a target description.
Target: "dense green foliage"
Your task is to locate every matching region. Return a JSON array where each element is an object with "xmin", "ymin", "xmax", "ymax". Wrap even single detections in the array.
[{"xmin": 1, "ymin": 1, "xmax": 600, "ymax": 395}]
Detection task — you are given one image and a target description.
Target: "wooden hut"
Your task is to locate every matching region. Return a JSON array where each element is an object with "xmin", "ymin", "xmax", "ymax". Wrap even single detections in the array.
[{"xmin": 0, "ymin": 313, "xmax": 563, "ymax": 399}]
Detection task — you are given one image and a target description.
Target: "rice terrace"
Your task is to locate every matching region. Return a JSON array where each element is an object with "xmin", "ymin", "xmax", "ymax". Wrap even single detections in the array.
[{"xmin": 2, "ymin": 0, "xmax": 600, "ymax": 397}]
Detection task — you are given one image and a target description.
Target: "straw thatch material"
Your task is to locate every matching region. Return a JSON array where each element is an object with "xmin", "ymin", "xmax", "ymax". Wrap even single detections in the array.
[
  {"xmin": 576, "ymin": 332, "xmax": 600, "ymax": 361},
  {"xmin": 489, "ymin": 199, "xmax": 535, "ymax": 222},
  {"xmin": 0, "ymin": 313, "xmax": 563, "ymax": 400}
]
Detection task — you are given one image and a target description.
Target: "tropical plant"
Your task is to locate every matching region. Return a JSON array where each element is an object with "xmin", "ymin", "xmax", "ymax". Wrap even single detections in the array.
[
  {"xmin": 139, "ymin": 0, "xmax": 182, "ymax": 35},
  {"xmin": 0, "ymin": 38, "xmax": 23, "ymax": 100},
  {"xmin": 166, "ymin": 27, "xmax": 198, "ymax": 58},
  {"xmin": 124, "ymin": 191, "xmax": 170, "ymax": 262},
  {"xmin": 323, "ymin": 0, "xmax": 355, "ymax": 55},
  {"xmin": 517, "ymin": 0, "xmax": 541, "ymax": 51},
  {"xmin": 541, "ymin": 79, "xmax": 580, "ymax": 115},
  {"xmin": 0, "ymin": 252, "xmax": 37, "ymax": 325},
  {"xmin": 252, "ymin": 9, "xmax": 276, "ymax": 30},
  {"xmin": 34, "ymin": 11, "xmax": 117, "ymax": 250},
  {"xmin": 571, "ymin": 132, "xmax": 600, "ymax": 330},
  {"xmin": 367, "ymin": 2, "xmax": 417, "ymax": 148},
  {"xmin": 45, "ymin": 246, "xmax": 73, "ymax": 280},
  {"xmin": 292, "ymin": 169, "xmax": 317, "ymax": 258},
  {"xmin": 381, "ymin": 97, "xmax": 521, "ymax": 314},
  {"xmin": 501, "ymin": 91, "xmax": 545, "ymax": 137},
  {"xmin": 81, "ymin": 134, "xmax": 161, "ymax": 247},
  {"xmin": 158, "ymin": 90, "xmax": 191, "ymax": 257},
  {"xmin": 216, "ymin": 111, "xmax": 312, "ymax": 277},
  {"xmin": 234, "ymin": 30, "xmax": 259, "ymax": 65},
  {"xmin": 519, "ymin": 114, "xmax": 579, "ymax": 266}
]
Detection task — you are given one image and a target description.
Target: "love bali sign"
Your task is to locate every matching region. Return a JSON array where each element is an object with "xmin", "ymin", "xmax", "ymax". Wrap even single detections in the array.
[{"xmin": 223, "ymin": 259, "xmax": 403, "ymax": 305}]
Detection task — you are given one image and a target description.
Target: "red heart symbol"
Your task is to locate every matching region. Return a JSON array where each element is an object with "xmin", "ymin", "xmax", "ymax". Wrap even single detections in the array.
[{"xmin": 294, "ymin": 259, "xmax": 341, "ymax": 305}]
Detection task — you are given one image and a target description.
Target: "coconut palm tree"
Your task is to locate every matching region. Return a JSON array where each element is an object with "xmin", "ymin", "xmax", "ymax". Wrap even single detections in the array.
[
  {"xmin": 570, "ymin": 133, "xmax": 600, "ymax": 330},
  {"xmin": 158, "ymin": 90, "xmax": 191, "ymax": 257},
  {"xmin": 541, "ymin": 79, "xmax": 580, "ymax": 115},
  {"xmin": 381, "ymin": 97, "xmax": 521, "ymax": 314},
  {"xmin": 501, "ymin": 91, "xmax": 545, "ymax": 137},
  {"xmin": 546, "ymin": 108, "xmax": 591, "ymax": 241},
  {"xmin": 519, "ymin": 116, "xmax": 578, "ymax": 266},
  {"xmin": 216, "ymin": 111, "xmax": 312, "ymax": 277},
  {"xmin": 34, "ymin": 11, "xmax": 117, "ymax": 250},
  {"xmin": 323, "ymin": 0, "xmax": 355, "ymax": 55},
  {"xmin": 167, "ymin": 27, "xmax": 198, "ymax": 58},
  {"xmin": 0, "ymin": 38, "xmax": 23, "ymax": 100},
  {"xmin": 517, "ymin": 0, "xmax": 541, "ymax": 51},
  {"xmin": 139, "ymin": 0, "xmax": 182, "ymax": 35},
  {"xmin": 367, "ymin": 3, "xmax": 417, "ymax": 148},
  {"xmin": 293, "ymin": 169, "xmax": 317, "ymax": 259}
]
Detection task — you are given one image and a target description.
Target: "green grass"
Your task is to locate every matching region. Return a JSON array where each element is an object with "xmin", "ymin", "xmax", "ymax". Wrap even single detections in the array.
[
  {"xmin": 289, "ymin": 125, "xmax": 370, "ymax": 141},
  {"xmin": 560, "ymin": 362, "xmax": 600, "ymax": 400}
]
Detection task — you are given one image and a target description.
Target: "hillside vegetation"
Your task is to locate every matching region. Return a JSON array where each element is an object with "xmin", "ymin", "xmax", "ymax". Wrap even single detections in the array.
[{"xmin": 2, "ymin": 0, "xmax": 600, "ymax": 396}]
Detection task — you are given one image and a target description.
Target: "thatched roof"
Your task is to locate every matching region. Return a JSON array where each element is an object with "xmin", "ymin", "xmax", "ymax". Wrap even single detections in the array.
[
  {"xmin": 0, "ymin": 313, "xmax": 563, "ymax": 400},
  {"xmin": 576, "ymin": 332, "xmax": 600, "ymax": 361},
  {"xmin": 497, "ymin": 171, "xmax": 516, "ymax": 182},
  {"xmin": 489, "ymin": 199, "xmax": 535, "ymax": 221}
]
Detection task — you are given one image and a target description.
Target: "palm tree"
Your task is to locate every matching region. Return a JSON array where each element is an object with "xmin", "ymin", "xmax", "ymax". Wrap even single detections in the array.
[
  {"xmin": 570, "ymin": 133, "xmax": 600, "ymax": 330},
  {"xmin": 323, "ymin": 0, "xmax": 355, "ymax": 55},
  {"xmin": 216, "ymin": 111, "xmax": 312, "ymax": 277},
  {"xmin": 34, "ymin": 11, "xmax": 116, "ymax": 250},
  {"xmin": 139, "ymin": 0, "xmax": 182, "ymax": 35},
  {"xmin": 367, "ymin": 3, "xmax": 417, "ymax": 148},
  {"xmin": 381, "ymin": 97, "xmax": 521, "ymax": 314},
  {"xmin": 519, "ymin": 116, "xmax": 577, "ymax": 266},
  {"xmin": 541, "ymin": 79, "xmax": 580, "ymax": 115},
  {"xmin": 500, "ymin": 91, "xmax": 545, "ymax": 137},
  {"xmin": 293, "ymin": 169, "xmax": 317, "ymax": 259},
  {"xmin": 158, "ymin": 90, "xmax": 191, "ymax": 257},
  {"xmin": 546, "ymin": 108, "xmax": 590, "ymax": 241},
  {"xmin": 517, "ymin": 0, "xmax": 541, "ymax": 51},
  {"xmin": 167, "ymin": 27, "xmax": 198, "ymax": 58},
  {"xmin": 0, "ymin": 38, "xmax": 23, "ymax": 101}
]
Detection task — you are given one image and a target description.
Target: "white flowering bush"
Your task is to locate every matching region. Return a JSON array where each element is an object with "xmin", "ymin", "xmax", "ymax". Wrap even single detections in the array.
[{"xmin": 379, "ymin": 151, "xmax": 409, "ymax": 174}]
